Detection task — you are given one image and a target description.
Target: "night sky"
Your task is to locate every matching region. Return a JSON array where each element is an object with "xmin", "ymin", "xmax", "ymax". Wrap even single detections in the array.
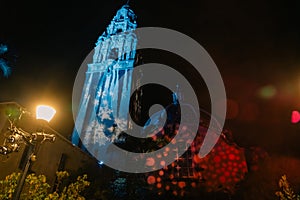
[{"xmin": 1, "ymin": 0, "xmax": 300, "ymax": 158}]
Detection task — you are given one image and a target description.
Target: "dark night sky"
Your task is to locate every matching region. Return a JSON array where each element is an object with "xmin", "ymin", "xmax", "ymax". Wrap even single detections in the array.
[{"xmin": 1, "ymin": 0, "xmax": 300, "ymax": 157}]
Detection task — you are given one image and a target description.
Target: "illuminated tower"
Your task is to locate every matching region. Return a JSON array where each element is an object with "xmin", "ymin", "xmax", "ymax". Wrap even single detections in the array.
[{"xmin": 72, "ymin": 5, "xmax": 137, "ymax": 153}]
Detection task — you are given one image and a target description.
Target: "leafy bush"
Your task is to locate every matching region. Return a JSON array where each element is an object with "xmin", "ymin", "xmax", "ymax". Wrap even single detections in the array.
[
  {"xmin": 276, "ymin": 175, "xmax": 300, "ymax": 200},
  {"xmin": 22, "ymin": 174, "xmax": 50, "ymax": 199},
  {"xmin": 0, "ymin": 173, "xmax": 20, "ymax": 199},
  {"xmin": 0, "ymin": 171, "xmax": 89, "ymax": 200}
]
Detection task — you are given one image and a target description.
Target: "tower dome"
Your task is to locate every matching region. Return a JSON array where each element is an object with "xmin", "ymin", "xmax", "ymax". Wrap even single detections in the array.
[{"xmin": 96, "ymin": 4, "xmax": 137, "ymax": 45}]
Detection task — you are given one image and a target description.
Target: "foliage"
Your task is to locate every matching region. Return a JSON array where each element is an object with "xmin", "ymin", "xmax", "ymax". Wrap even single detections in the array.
[
  {"xmin": 0, "ymin": 171, "xmax": 90, "ymax": 200},
  {"xmin": 22, "ymin": 174, "xmax": 50, "ymax": 199},
  {"xmin": 0, "ymin": 173, "xmax": 20, "ymax": 199},
  {"xmin": 276, "ymin": 175, "xmax": 300, "ymax": 200},
  {"xmin": 49, "ymin": 174, "xmax": 90, "ymax": 200}
]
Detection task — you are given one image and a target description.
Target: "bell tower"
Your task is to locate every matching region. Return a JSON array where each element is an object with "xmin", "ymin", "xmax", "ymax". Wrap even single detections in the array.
[{"xmin": 72, "ymin": 5, "xmax": 138, "ymax": 153}]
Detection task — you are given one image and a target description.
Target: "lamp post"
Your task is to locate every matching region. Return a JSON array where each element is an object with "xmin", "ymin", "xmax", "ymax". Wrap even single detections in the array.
[{"xmin": 9, "ymin": 105, "xmax": 56, "ymax": 200}]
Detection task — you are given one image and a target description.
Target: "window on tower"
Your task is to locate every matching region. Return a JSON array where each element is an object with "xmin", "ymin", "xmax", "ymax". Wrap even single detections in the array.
[{"xmin": 108, "ymin": 48, "xmax": 119, "ymax": 60}]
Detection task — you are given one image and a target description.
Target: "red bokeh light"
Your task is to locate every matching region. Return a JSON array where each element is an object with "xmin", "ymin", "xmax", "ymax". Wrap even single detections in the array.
[
  {"xmin": 146, "ymin": 157, "xmax": 155, "ymax": 167},
  {"xmin": 147, "ymin": 176, "xmax": 156, "ymax": 185},
  {"xmin": 145, "ymin": 120, "xmax": 248, "ymax": 197},
  {"xmin": 178, "ymin": 181, "xmax": 186, "ymax": 189},
  {"xmin": 291, "ymin": 110, "xmax": 300, "ymax": 123}
]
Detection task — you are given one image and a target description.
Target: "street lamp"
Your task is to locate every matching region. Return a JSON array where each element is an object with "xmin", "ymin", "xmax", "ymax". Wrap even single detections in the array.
[
  {"xmin": 0, "ymin": 104, "xmax": 56, "ymax": 200},
  {"xmin": 36, "ymin": 105, "xmax": 56, "ymax": 122},
  {"xmin": 0, "ymin": 105, "xmax": 56, "ymax": 155}
]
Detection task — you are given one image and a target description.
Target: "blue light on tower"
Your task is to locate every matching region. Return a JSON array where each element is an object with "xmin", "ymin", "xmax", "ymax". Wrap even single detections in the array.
[{"xmin": 72, "ymin": 5, "xmax": 137, "ymax": 156}]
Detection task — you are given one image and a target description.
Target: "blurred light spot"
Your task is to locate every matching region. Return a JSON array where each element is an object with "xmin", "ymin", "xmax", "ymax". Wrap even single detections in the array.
[
  {"xmin": 159, "ymin": 170, "xmax": 164, "ymax": 176},
  {"xmin": 147, "ymin": 176, "xmax": 156, "ymax": 184},
  {"xmin": 165, "ymin": 185, "xmax": 170, "ymax": 190},
  {"xmin": 169, "ymin": 174, "xmax": 174, "ymax": 180},
  {"xmin": 291, "ymin": 110, "xmax": 300, "ymax": 124},
  {"xmin": 229, "ymin": 154, "xmax": 236, "ymax": 160},
  {"xmin": 156, "ymin": 183, "xmax": 162, "ymax": 188},
  {"xmin": 98, "ymin": 160, "xmax": 104, "ymax": 165},
  {"xmin": 178, "ymin": 181, "xmax": 186, "ymax": 189},
  {"xmin": 191, "ymin": 182, "xmax": 197, "ymax": 188},
  {"xmin": 219, "ymin": 176, "xmax": 226, "ymax": 183},
  {"xmin": 258, "ymin": 85, "xmax": 277, "ymax": 99},
  {"xmin": 173, "ymin": 191, "xmax": 178, "ymax": 196},
  {"xmin": 214, "ymin": 156, "xmax": 221, "ymax": 163},
  {"xmin": 146, "ymin": 157, "xmax": 155, "ymax": 166}
]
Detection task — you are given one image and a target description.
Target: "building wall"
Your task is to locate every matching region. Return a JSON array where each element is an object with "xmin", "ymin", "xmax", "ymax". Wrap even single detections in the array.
[{"xmin": 0, "ymin": 102, "xmax": 113, "ymax": 192}]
